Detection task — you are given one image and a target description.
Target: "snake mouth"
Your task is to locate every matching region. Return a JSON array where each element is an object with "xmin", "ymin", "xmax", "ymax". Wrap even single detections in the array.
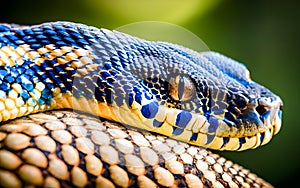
[
  {"xmin": 185, "ymin": 95, "xmax": 283, "ymax": 150},
  {"xmin": 235, "ymin": 96, "xmax": 283, "ymax": 138}
]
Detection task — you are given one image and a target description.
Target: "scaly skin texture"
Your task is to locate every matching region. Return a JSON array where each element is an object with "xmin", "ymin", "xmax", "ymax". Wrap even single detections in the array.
[
  {"xmin": 0, "ymin": 22, "xmax": 283, "ymax": 187},
  {"xmin": 0, "ymin": 110, "xmax": 273, "ymax": 187},
  {"xmin": 0, "ymin": 22, "xmax": 282, "ymax": 151}
]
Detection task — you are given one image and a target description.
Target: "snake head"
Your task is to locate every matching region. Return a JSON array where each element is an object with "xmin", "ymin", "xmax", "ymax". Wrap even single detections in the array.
[{"xmin": 129, "ymin": 41, "xmax": 283, "ymax": 151}]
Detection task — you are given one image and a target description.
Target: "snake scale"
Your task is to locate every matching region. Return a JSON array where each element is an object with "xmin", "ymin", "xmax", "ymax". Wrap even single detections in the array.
[{"xmin": 0, "ymin": 22, "xmax": 282, "ymax": 187}]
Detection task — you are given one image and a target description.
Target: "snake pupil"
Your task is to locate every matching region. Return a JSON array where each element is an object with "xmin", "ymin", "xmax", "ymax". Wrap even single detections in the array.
[
  {"xmin": 168, "ymin": 76, "xmax": 195, "ymax": 102},
  {"xmin": 178, "ymin": 76, "xmax": 185, "ymax": 100}
]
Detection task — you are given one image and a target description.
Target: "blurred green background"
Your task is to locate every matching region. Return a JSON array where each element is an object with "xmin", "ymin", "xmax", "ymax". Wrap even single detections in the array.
[{"xmin": 1, "ymin": 0, "xmax": 299, "ymax": 187}]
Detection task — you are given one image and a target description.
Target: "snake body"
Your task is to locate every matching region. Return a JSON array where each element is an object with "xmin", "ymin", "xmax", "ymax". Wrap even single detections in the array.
[{"xmin": 0, "ymin": 22, "xmax": 282, "ymax": 187}]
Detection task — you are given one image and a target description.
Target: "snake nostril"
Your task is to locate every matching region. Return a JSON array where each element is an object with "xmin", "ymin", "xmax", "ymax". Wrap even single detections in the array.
[
  {"xmin": 279, "ymin": 105, "xmax": 284, "ymax": 111},
  {"xmin": 256, "ymin": 104, "xmax": 269, "ymax": 116}
]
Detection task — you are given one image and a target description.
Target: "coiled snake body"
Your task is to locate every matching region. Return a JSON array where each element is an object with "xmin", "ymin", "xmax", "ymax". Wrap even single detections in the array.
[{"xmin": 0, "ymin": 22, "xmax": 282, "ymax": 187}]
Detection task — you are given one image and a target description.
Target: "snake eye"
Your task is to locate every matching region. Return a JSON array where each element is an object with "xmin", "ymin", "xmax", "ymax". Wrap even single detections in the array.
[{"xmin": 168, "ymin": 75, "xmax": 195, "ymax": 101}]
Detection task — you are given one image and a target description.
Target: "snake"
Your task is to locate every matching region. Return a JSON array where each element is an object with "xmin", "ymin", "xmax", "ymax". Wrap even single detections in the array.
[{"xmin": 0, "ymin": 22, "xmax": 283, "ymax": 187}]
